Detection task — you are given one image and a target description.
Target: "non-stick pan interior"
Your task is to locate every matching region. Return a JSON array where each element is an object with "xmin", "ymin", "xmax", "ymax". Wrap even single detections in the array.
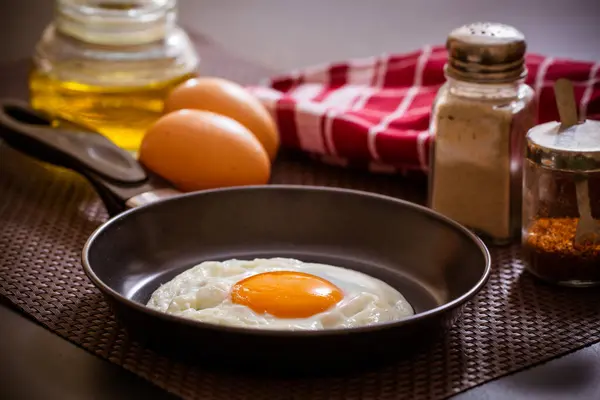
[{"xmin": 86, "ymin": 186, "xmax": 488, "ymax": 320}]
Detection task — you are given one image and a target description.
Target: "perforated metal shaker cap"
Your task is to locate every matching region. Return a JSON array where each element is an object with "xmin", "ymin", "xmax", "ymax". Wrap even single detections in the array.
[
  {"xmin": 526, "ymin": 119, "xmax": 600, "ymax": 172},
  {"xmin": 446, "ymin": 22, "xmax": 527, "ymax": 83}
]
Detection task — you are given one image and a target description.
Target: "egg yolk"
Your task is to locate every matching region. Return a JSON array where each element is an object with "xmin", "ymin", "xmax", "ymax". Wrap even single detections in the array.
[{"xmin": 230, "ymin": 271, "xmax": 343, "ymax": 318}]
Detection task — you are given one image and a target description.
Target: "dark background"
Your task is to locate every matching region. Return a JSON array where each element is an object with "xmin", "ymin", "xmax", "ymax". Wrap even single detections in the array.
[{"xmin": 1, "ymin": 0, "xmax": 599, "ymax": 69}]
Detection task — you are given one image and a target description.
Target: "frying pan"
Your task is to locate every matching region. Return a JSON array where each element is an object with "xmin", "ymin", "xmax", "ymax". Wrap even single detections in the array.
[{"xmin": 0, "ymin": 99, "xmax": 491, "ymax": 372}]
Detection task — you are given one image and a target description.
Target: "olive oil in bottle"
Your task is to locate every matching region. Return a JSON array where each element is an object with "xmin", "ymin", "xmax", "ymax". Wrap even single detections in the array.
[{"xmin": 29, "ymin": 0, "xmax": 199, "ymax": 151}]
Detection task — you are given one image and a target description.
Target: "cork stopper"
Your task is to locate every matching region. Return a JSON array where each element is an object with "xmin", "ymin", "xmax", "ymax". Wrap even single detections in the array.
[{"xmin": 445, "ymin": 22, "xmax": 527, "ymax": 83}]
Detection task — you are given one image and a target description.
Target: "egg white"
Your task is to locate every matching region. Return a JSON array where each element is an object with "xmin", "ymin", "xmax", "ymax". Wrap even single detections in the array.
[{"xmin": 146, "ymin": 258, "xmax": 414, "ymax": 330}]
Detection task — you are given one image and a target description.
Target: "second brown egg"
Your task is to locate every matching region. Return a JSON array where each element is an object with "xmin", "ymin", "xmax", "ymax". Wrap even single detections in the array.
[{"xmin": 164, "ymin": 77, "xmax": 280, "ymax": 160}]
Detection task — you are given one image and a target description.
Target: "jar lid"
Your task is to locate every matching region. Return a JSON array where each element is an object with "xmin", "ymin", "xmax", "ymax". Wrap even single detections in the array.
[
  {"xmin": 445, "ymin": 22, "xmax": 527, "ymax": 84},
  {"xmin": 526, "ymin": 119, "xmax": 600, "ymax": 172},
  {"xmin": 56, "ymin": 0, "xmax": 176, "ymax": 45}
]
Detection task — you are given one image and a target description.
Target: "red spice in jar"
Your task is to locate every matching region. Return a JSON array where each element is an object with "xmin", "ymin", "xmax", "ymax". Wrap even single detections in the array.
[{"xmin": 523, "ymin": 218, "xmax": 600, "ymax": 286}]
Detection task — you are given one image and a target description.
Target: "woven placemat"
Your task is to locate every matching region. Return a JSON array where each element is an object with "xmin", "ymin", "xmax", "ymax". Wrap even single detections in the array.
[
  {"xmin": 2, "ymin": 142, "xmax": 600, "ymax": 400},
  {"xmin": 2, "ymin": 32, "xmax": 600, "ymax": 400}
]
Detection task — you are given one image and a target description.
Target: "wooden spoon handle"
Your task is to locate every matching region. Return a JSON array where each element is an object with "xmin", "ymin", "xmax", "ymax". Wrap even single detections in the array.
[{"xmin": 554, "ymin": 78, "xmax": 579, "ymax": 128}]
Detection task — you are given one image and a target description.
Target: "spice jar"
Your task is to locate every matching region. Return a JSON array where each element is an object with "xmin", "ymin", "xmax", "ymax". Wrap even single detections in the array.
[
  {"xmin": 522, "ymin": 119, "xmax": 600, "ymax": 286},
  {"xmin": 29, "ymin": 0, "xmax": 200, "ymax": 151},
  {"xmin": 429, "ymin": 22, "xmax": 537, "ymax": 245}
]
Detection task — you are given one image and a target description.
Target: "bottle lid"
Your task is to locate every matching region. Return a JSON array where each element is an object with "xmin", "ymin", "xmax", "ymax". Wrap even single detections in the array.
[
  {"xmin": 56, "ymin": 0, "xmax": 176, "ymax": 46},
  {"xmin": 526, "ymin": 119, "xmax": 600, "ymax": 172},
  {"xmin": 445, "ymin": 22, "xmax": 527, "ymax": 84}
]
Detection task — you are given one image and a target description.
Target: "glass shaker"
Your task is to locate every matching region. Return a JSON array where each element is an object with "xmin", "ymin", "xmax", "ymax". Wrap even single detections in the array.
[
  {"xmin": 522, "ymin": 119, "xmax": 600, "ymax": 286},
  {"xmin": 29, "ymin": 0, "xmax": 200, "ymax": 151},
  {"xmin": 429, "ymin": 22, "xmax": 537, "ymax": 245}
]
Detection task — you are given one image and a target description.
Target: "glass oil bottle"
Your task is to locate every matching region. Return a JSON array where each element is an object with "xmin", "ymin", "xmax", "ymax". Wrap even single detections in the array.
[{"xmin": 29, "ymin": 0, "xmax": 200, "ymax": 151}]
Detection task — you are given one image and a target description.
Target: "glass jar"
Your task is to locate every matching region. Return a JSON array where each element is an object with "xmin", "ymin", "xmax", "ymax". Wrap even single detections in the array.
[
  {"xmin": 29, "ymin": 0, "xmax": 200, "ymax": 151},
  {"xmin": 522, "ymin": 119, "xmax": 600, "ymax": 287},
  {"xmin": 429, "ymin": 22, "xmax": 537, "ymax": 245}
]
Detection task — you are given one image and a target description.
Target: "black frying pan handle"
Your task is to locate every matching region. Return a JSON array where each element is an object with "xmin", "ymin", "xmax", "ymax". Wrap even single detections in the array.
[
  {"xmin": 0, "ymin": 99, "xmax": 147, "ymax": 183},
  {"xmin": 0, "ymin": 99, "xmax": 178, "ymax": 216}
]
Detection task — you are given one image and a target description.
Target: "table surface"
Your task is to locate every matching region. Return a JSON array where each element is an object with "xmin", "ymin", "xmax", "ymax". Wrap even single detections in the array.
[{"xmin": 1, "ymin": 1, "xmax": 599, "ymax": 399}]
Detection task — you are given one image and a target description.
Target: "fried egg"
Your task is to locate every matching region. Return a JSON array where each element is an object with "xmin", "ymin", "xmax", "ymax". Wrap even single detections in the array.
[{"xmin": 146, "ymin": 258, "xmax": 414, "ymax": 330}]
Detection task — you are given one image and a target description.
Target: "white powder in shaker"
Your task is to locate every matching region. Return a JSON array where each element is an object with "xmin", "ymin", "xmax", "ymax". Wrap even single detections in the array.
[{"xmin": 430, "ymin": 90, "xmax": 536, "ymax": 241}]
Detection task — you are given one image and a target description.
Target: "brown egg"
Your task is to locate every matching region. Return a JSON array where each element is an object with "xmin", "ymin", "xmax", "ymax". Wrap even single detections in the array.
[
  {"xmin": 164, "ymin": 77, "xmax": 280, "ymax": 160},
  {"xmin": 139, "ymin": 109, "xmax": 270, "ymax": 192}
]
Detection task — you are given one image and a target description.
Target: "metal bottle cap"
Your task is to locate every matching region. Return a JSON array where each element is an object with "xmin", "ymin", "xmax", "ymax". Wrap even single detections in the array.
[
  {"xmin": 445, "ymin": 22, "xmax": 527, "ymax": 83},
  {"xmin": 526, "ymin": 119, "xmax": 600, "ymax": 172}
]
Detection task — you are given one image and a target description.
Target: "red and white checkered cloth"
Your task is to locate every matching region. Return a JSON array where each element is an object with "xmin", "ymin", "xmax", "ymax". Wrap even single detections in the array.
[{"xmin": 247, "ymin": 46, "xmax": 600, "ymax": 174}]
